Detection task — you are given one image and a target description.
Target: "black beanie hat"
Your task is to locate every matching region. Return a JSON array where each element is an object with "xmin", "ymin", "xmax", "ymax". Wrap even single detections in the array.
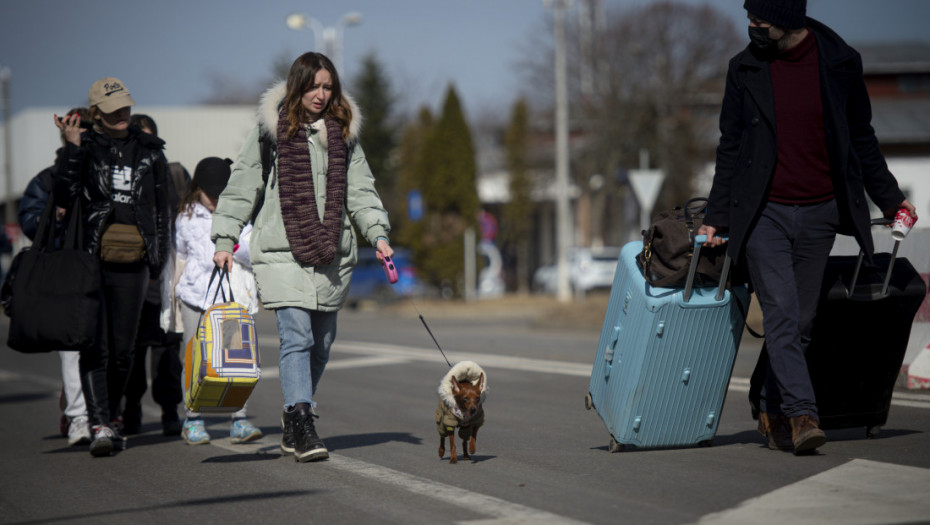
[
  {"xmin": 193, "ymin": 157, "xmax": 233, "ymax": 199},
  {"xmin": 744, "ymin": 0, "xmax": 807, "ymax": 29}
]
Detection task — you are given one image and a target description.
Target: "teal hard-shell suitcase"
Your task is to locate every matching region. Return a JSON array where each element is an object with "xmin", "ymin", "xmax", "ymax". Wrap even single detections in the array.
[{"xmin": 586, "ymin": 239, "xmax": 749, "ymax": 451}]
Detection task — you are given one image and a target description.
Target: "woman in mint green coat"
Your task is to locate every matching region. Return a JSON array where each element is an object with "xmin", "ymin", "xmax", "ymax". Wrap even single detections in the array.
[{"xmin": 212, "ymin": 52, "xmax": 392, "ymax": 463}]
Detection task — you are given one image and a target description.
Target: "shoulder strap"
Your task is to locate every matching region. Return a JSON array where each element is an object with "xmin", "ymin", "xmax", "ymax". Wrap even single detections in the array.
[
  {"xmin": 251, "ymin": 126, "xmax": 277, "ymax": 224},
  {"xmin": 258, "ymin": 125, "xmax": 276, "ymax": 186}
]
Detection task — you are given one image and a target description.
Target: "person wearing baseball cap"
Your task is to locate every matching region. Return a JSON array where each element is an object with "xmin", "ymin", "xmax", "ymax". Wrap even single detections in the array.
[
  {"xmin": 52, "ymin": 78, "xmax": 173, "ymax": 458},
  {"xmin": 699, "ymin": 1, "xmax": 916, "ymax": 456},
  {"xmin": 82, "ymin": 76, "xmax": 135, "ymax": 139}
]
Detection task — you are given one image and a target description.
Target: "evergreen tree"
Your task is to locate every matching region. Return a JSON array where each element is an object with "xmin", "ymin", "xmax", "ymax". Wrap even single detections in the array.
[
  {"xmin": 415, "ymin": 86, "xmax": 480, "ymax": 297},
  {"xmin": 396, "ymin": 107, "xmax": 434, "ymax": 258},
  {"xmin": 501, "ymin": 98, "xmax": 535, "ymax": 293},
  {"xmin": 353, "ymin": 52, "xmax": 399, "ymax": 214}
]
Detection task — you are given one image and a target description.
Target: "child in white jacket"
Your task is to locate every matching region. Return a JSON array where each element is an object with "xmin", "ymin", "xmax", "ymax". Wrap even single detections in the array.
[{"xmin": 174, "ymin": 157, "xmax": 261, "ymax": 445}]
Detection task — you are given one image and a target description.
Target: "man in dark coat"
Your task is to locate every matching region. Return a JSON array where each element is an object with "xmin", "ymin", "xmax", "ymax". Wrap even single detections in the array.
[{"xmin": 699, "ymin": 0, "xmax": 916, "ymax": 455}]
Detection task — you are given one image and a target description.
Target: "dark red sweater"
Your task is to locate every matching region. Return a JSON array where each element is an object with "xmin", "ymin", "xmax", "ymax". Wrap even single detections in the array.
[{"xmin": 769, "ymin": 30, "xmax": 834, "ymax": 205}]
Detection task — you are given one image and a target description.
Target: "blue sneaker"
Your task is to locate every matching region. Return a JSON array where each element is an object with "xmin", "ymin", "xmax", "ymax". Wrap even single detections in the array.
[
  {"xmin": 230, "ymin": 419, "xmax": 263, "ymax": 444},
  {"xmin": 182, "ymin": 418, "xmax": 210, "ymax": 445}
]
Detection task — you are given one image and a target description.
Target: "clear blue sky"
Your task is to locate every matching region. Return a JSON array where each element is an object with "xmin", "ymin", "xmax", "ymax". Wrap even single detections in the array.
[{"xmin": 1, "ymin": 0, "xmax": 928, "ymax": 121}]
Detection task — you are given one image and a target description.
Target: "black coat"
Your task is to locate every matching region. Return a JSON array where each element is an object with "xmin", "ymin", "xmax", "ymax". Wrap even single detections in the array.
[
  {"xmin": 55, "ymin": 127, "xmax": 171, "ymax": 274},
  {"xmin": 705, "ymin": 17, "xmax": 905, "ymax": 263},
  {"xmin": 18, "ymin": 166, "xmax": 56, "ymax": 242}
]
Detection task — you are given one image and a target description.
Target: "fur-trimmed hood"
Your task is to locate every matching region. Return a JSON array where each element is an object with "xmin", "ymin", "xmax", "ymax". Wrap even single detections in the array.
[
  {"xmin": 437, "ymin": 361, "xmax": 488, "ymax": 415},
  {"xmin": 257, "ymin": 80, "xmax": 363, "ymax": 145}
]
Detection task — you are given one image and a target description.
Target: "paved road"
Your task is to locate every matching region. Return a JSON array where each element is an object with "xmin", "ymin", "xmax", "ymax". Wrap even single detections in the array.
[{"xmin": 1, "ymin": 304, "xmax": 929, "ymax": 524}]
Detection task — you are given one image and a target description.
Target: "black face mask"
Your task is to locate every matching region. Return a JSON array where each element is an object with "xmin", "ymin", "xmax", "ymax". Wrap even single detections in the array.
[{"xmin": 749, "ymin": 26, "xmax": 778, "ymax": 52}]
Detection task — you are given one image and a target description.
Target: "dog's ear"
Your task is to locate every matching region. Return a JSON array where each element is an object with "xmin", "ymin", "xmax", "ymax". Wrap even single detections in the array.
[
  {"xmin": 451, "ymin": 376, "xmax": 461, "ymax": 395},
  {"xmin": 476, "ymin": 372, "xmax": 484, "ymax": 392}
]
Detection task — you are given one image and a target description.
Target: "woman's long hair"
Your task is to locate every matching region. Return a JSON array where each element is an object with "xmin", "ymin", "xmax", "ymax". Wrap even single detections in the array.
[{"xmin": 282, "ymin": 52, "xmax": 352, "ymax": 141}]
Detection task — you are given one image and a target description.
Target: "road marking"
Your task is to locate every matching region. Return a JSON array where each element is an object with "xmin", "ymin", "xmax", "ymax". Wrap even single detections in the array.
[
  {"xmin": 332, "ymin": 339, "xmax": 594, "ymax": 377},
  {"xmin": 4, "ymin": 341, "xmax": 929, "ymax": 412},
  {"xmin": 258, "ymin": 356, "xmax": 412, "ymax": 379},
  {"xmin": 728, "ymin": 377, "xmax": 930, "ymax": 409},
  {"xmin": 210, "ymin": 438, "xmax": 589, "ymax": 524},
  {"xmin": 690, "ymin": 459, "xmax": 930, "ymax": 525}
]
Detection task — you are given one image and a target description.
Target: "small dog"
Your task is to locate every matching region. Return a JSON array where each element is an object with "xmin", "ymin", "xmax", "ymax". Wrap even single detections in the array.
[{"xmin": 435, "ymin": 361, "xmax": 487, "ymax": 464}]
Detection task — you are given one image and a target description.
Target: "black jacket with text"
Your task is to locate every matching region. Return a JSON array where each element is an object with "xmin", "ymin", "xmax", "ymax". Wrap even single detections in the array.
[{"xmin": 55, "ymin": 126, "xmax": 171, "ymax": 274}]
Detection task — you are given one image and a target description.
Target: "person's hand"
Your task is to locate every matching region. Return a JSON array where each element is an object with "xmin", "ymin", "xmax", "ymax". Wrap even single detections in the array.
[
  {"xmin": 53, "ymin": 113, "xmax": 82, "ymax": 147},
  {"xmin": 697, "ymin": 224, "xmax": 726, "ymax": 247},
  {"xmin": 884, "ymin": 199, "xmax": 917, "ymax": 221},
  {"xmin": 375, "ymin": 238, "xmax": 394, "ymax": 261},
  {"xmin": 213, "ymin": 251, "xmax": 234, "ymax": 272}
]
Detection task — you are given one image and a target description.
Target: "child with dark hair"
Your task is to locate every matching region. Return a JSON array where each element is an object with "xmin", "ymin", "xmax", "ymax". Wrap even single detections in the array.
[{"xmin": 173, "ymin": 157, "xmax": 261, "ymax": 445}]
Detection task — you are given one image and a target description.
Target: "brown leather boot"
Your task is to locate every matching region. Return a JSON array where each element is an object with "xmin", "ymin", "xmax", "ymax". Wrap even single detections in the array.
[
  {"xmin": 758, "ymin": 413, "xmax": 793, "ymax": 451},
  {"xmin": 790, "ymin": 415, "xmax": 826, "ymax": 455}
]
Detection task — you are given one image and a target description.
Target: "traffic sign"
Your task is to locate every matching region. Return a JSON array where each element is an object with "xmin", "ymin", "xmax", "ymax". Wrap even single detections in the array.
[{"xmin": 628, "ymin": 169, "xmax": 665, "ymax": 210}]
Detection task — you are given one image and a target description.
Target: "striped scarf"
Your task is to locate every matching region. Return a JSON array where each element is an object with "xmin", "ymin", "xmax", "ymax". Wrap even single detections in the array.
[{"xmin": 276, "ymin": 107, "xmax": 347, "ymax": 266}]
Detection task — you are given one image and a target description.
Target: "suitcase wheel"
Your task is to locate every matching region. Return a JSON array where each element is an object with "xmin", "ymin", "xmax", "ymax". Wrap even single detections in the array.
[
  {"xmin": 866, "ymin": 426, "xmax": 881, "ymax": 439},
  {"xmin": 608, "ymin": 437, "xmax": 625, "ymax": 453},
  {"xmin": 698, "ymin": 439, "xmax": 714, "ymax": 448},
  {"xmin": 584, "ymin": 393, "xmax": 594, "ymax": 410}
]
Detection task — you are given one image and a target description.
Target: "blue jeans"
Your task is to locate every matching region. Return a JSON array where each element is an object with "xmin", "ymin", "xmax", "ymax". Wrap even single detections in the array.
[
  {"xmin": 745, "ymin": 200, "xmax": 840, "ymax": 419},
  {"xmin": 275, "ymin": 307, "xmax": 338, "ymax": 410}
]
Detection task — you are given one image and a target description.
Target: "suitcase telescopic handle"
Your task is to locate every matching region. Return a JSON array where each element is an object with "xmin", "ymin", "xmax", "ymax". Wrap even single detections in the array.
[
  {"xmin": 849, "ymin": 218, "xmax": 900, "ymax": 299},
  {"xmin": 685, "ymin": 235, "xmax": 731, "ymax": 303}
]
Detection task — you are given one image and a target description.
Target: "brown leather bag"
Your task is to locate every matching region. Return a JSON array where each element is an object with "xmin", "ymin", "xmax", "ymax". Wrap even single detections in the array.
[
  {"xmin": 99, "ymin": 223, "xmax": 146, "ymax": 263},
  {"xmin": 636, "ymin": 197, "xmax": 728, "ymax": 288}
]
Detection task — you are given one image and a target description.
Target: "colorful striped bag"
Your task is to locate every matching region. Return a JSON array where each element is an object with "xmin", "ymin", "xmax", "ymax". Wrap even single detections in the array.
[{"xmin": 184, "ymin": 267, "xmax": 261, "ymax": 412}]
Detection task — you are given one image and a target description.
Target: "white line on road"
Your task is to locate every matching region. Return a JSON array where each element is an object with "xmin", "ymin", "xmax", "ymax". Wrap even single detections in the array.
[
  {"xmin": 727, "ymin": 377, "xmax": 930, "ymax": 409},
  {"xmin": 4, "ymin": 340, "xmax": 930, "ymax": 410},
  {"xmin": 210, "ymin": 437, "xmax": 589, "ymax": 525},
  {"xmin": 690, "ymin": 459, "xmax": 930, "ymax": 525}
]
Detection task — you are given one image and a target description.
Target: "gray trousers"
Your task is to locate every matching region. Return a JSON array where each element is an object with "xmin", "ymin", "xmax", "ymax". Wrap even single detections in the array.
[{"xmin": 744, "ymin": 200, "xmax": 840, "ymax": 419}]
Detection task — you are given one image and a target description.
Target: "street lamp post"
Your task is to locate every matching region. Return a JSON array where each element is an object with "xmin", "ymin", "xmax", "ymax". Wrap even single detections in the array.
[
  {"xmin": 544, "ymin": 0, "xmax": 574, "ymax": 303},
  {"xmin": 285, "ymin": 11, "xmax": 362, "ymax": 74}
]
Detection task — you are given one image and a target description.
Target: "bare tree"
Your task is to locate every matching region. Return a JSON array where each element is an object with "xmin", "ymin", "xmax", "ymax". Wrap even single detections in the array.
[
  {"xmin": 518, "ymin": 1, "xmax": 742, "ymax": 245},
  {"xmin": 593, "ymin": 2, "xmax": 742, "ymax": 213}
]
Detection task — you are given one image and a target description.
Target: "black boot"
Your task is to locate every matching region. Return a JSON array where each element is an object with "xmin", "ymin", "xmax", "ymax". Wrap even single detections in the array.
[
  {"xmin": 294, "ymin": 403, "xmax": 329, "ymax": 462},
  {"xmin": 122, "ymin": 403, "xmax": 142, "ymax": 435},
  {"xmin": 161, "ymin": 405, "xmax": 181, "ymax": 436},
  {"xmin": 281, "ymin": 406, "xmax": 298, "ymax": 455}
]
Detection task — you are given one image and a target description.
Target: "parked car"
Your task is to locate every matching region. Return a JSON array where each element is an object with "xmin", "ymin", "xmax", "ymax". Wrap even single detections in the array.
[
  {"xmin": 533, "ymin": 247, "xmax": 620, "ymax": 294},
  {"xmin": 347, "ymin": 247, "xmax": 424, "ymax": 307}
]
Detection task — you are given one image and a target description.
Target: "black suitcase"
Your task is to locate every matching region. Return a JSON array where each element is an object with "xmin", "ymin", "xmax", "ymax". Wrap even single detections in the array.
[{"xmin": 750, "ymin": 222, "xmax": 927, "ymax": 438}]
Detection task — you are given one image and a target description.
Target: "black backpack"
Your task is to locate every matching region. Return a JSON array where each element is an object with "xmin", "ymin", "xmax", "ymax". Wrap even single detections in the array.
[{"xmin": 251, "ymin": 126, "xmax": 276, "ymax": 223}]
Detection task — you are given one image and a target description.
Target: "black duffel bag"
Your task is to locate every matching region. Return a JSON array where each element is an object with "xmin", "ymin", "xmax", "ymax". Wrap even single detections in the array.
[
  {"xmin": 636, "ymin": 197, "xmax": 728, "ymax": 288},
  {"xmin": 6, "ymin": 194, "xmax": 101, "ymax": 353}
]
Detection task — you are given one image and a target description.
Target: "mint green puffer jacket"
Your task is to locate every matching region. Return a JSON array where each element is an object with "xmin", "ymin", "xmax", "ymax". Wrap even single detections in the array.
[{"xmin": 211, "ymin": 82, "xmax": 390, "ymax": 311}]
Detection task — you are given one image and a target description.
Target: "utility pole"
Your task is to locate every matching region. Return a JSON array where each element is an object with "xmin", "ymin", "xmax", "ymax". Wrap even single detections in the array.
[{"xmin": 546, "ymin": 0, "xmax": 574, "ymax": 303}]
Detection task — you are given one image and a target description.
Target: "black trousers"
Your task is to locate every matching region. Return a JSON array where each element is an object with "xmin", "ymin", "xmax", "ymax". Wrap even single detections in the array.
[
  {"xmin": 744, "ymin": 200, "xmax": 840, "ymax": 419},
  {"xmin": 80, "ymin": 261, "xmax": 149, "ymax": 427},
  {"xmin": 124, "ymin": 299, "xmax": 183, "ymax": 411}
]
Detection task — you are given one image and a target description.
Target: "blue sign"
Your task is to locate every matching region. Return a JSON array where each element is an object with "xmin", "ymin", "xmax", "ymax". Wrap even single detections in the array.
[
  {"xmin": 407, "ymin": 189, "xmax": 424, "ymax": 222},
  {"xmin": 479, "ymin": 210, "xmax": 498, "ymax": 241}
]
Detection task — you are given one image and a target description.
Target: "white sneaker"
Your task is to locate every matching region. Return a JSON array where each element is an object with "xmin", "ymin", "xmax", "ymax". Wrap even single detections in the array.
[
  {"xmin": 67, "ymin": 415, "xmax": 91, "ymax": 446},
  {"xmin": 89, "ymin": 425, "xmax": 115, "ymax": 457}
]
